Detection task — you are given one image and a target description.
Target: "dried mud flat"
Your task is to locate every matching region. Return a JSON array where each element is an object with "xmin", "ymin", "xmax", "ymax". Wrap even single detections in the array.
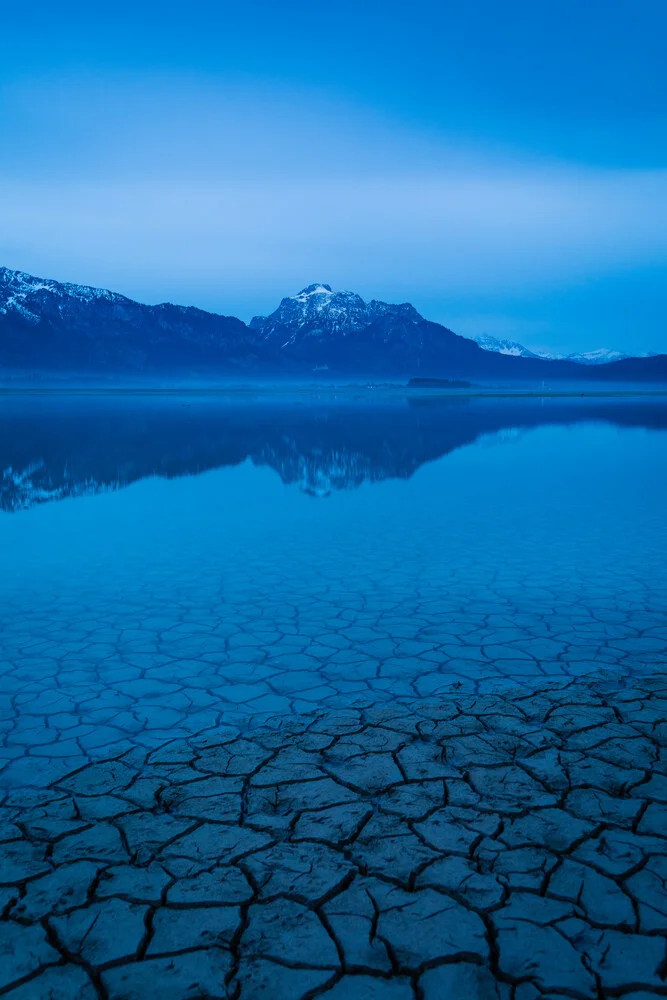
[{"xmin": 1, "ymin": 672, "xmax": 667, "ymax": 999}]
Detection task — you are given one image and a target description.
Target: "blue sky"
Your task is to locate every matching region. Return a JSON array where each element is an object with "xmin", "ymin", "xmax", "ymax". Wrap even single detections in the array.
[{"xmin": 1, "ymin": 0, "xmax": 665, "ymax": 353}]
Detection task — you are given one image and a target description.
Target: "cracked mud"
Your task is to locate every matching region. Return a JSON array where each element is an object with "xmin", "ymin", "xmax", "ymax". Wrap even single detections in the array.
[
  {"xmin": 3, "ymin": 406, "xmax": 667, "ymax": 998},
  {"xmin": 2, "ymin": 674, "xmax": 667, "ymax": 998}
]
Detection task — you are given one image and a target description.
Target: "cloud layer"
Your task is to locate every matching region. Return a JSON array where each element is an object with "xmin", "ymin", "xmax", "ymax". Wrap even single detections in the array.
[{"xmin": 1, "ymin": 76, "xmax": 666, "ymax": 351}]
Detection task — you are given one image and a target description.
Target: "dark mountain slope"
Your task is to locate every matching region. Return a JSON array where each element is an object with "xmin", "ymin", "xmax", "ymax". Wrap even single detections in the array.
[
  {"xmin": 2, "ymin": 269, "xmax": 665, "ymax": 381},
  {"xmin": 0, "ymin": 267, "xmax": 278, "ymax": 374},
  {"xmin": 253, "ymin": 282, "xmax": 667, "ymax": 380}
]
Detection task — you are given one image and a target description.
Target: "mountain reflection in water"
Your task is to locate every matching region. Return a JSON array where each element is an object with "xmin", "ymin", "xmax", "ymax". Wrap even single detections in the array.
[{"xmin": 2, "ymin": 393, "xmax": 667, "ymax": 511}]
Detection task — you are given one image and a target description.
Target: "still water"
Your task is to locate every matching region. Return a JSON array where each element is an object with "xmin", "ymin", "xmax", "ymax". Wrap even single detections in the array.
[{"xmin": 1, "ymin": 391, "xmax": 666, "ymax": 787}]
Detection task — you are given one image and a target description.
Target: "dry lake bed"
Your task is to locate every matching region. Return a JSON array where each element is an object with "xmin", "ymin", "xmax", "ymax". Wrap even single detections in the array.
[{"xmin": 1, "ymin": 392, "xmax": 666, "ymax": 998}]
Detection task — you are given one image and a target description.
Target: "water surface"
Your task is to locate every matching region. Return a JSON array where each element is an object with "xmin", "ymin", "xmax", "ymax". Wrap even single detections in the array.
[{"xmin": 2, "ymin": 392, "xmax": 666, "ymax": 787}]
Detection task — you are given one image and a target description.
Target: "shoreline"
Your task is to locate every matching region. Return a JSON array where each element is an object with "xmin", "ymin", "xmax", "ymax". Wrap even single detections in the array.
[{"xmin": 2, "ymin": 384, "xmax": 667, "ymax": 399}]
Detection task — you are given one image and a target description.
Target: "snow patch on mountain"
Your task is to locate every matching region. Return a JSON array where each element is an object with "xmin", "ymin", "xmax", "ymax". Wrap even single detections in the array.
[
  {"xmin": 471, "ymin": 332, "xmax": 652, "ymax": 366},
  {"xmin": 0, "ymin": 266, "xmax": 127, "ymax": 323},
  {"xmin": 566, "ymin": 348, "xmax": 628, "ymax": 364},
  {"xmin": 293, "ymin": 283, "xmax": 334, "ymax": 302},
  {"xmin": 471, "ymin": 334, "xmax": 544, "ymax": 359}
]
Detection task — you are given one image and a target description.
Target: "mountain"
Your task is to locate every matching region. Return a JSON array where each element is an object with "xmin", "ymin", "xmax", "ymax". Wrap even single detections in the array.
[
  {"xmin": 471, "ymin": 334, "xmax": 545, "ymax": 360},
  {"xmin": 566, "ymin": 348, "xmax": 631, "ymax": 365},
  {"xmin": 0, "ymin": 267, "xmax": 278, "ymax": 375},
  {"xmin": 254, "ymin": 284, "xmax": 667, "ymax": 379},
  {"xmin": 1, "ymin": 267, "xmax": 666, "ymax": 381},
  {"xmin": 473, "ymin": 333, "xmax": 658, "ymax": 366},
  {"xmin": 249, "ymin": 282, "xmax": 497, "ymax": 374},
  {"xmin": 251, "ymin": 283, "xmax": 424, "ymax": 345},
  {"xmin": 4, "ymin": 394, "xmax": 667, "ymax": 512}
]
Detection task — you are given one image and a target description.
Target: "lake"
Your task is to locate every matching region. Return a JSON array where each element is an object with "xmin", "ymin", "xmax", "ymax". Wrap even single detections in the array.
[{"xmin": 2, "ymin": 390, "xmax": 666, "ymax": 789}]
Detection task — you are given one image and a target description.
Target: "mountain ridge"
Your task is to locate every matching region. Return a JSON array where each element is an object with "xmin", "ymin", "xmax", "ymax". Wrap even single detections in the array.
[
  {"xmin": 471, "ymin": 331, "xmax": 656, "ymax": 366},
  {"xmin": 1, "ymin": 267, "xmax": 665, "ymax": 382}
]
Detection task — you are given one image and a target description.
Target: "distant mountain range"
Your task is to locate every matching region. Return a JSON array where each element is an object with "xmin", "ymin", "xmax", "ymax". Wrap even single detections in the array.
[
  {"xmin": 3, "ymin": 394, "xmax": 667, "ymax": 512},
  {"xmin": 1, "ymin": 267, "xmax": 665, "ymax": 381},
  {"xmin": 471, "ymin": 333, "xmax": 657, "ymax": 366}
]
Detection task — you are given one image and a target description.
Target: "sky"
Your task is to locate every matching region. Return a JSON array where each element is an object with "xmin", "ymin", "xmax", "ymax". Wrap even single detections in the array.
[{"xmin": 1, "ymin": 0, "xmax": 665, "ymax": 354}]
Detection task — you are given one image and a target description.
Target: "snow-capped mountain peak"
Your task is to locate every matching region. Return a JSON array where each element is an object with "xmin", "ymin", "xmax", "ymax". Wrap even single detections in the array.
[
  {"xmin": 295, "ymin": 283, "xmax": 334, "ymax": 298},
  {"xmin": 566, "ymin": 348, "xmax": 628, "ymax": 364},
  {"xmin": 250, "ymin": 283, "xmax": 423, "ymax": 348},
  {"xmin": 471, "ymin": 334, "xmax": 543, "ymax": 360},
  {"xmin": 0, "ymin": 265, "xmax": 124, "ymax": 324},
  {"xmin": 471, "ymin": 331, "xmax": 653, "ymax": 366},
  {"xmin": 0, "ymin": 265, "xmax": 255, "ymax": 372}
]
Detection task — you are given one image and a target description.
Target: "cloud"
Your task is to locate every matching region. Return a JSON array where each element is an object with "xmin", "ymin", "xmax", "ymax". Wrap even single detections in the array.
[{"xmin": 1, "ymin": 74, "xmax": 666, "ymax": 330}]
